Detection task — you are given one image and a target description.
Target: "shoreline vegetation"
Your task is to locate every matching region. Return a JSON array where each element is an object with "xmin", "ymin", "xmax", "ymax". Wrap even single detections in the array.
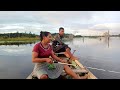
[
  {"xmin": 0, "ymin": 32, "xmax": 120, "ymax": 45},
  {"xmin": 0, "ymin": 32, "xmax": 40, "ymax": 45},
  {"xmin": 0, "ymin": 38, "xmax": 40, "ymax": 45},
  {"xmin": 0, "ymin": 32, "xmax": 74, "ymax": 45}
]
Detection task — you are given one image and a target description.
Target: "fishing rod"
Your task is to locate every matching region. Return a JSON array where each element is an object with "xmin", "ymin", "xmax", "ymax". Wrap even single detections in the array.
[{"xmin": 72, "ymin": 50, "xmax": 76, "ymax": 55}]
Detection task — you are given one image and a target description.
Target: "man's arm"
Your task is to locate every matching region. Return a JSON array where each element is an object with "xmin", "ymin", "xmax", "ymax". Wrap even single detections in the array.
[
  {"xmin": 54, "ymin": 34, "xmax": 64, "ymax": 45},
  {"xmin": 51, "ymin": 51, "xmax": 67, "ymax": 63}
]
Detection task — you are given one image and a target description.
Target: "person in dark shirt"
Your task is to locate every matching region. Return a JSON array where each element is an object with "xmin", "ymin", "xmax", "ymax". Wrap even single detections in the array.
[{"xmin": 52, "ymin": 27, "xmax": 78, "ymax": 60}]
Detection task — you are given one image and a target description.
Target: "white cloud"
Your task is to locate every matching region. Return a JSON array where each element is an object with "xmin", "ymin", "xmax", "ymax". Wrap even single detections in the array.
[
  {"xmin": 0, "ymin": 25, "xmax": 24, "ymax": 30},
  {"xmin": 73, "ymin": 29, "xmax": 103, "ymax": 36},
  {"xmin": 0, "ymin": 11, "xmax": 120, "ymax": 35},
  {"xmin": 89, "ymin": 23, "xmax": 120, "ymax": 35}
]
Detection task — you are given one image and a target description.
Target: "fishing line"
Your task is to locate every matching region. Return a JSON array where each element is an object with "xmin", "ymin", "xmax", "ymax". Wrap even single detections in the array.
[{"xmin": 85, "ymin": 66, "xmax": 120, "ymax": 74}]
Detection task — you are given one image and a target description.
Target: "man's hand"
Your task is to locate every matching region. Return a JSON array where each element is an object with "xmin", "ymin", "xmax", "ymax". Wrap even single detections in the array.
[{"xmin": 61, "ymin": 59, "xmax": 68, "ymax": 63}]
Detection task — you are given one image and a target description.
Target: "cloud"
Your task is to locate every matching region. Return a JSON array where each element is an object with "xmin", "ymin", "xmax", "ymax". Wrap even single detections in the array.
[
  {"xmin": 89, "ymin": 24, "xmax": 109, "ymax": 30},
  {"xmin": 0, "ymin": 11, "xmax": 120, "ymax": 35},
  {"xmin": 0, "ymin": 11, "xmax": 48, "ymax": 24},
  {"xmin": 89, "ymin": 23, "xmax": 120, "ymax": 34}
]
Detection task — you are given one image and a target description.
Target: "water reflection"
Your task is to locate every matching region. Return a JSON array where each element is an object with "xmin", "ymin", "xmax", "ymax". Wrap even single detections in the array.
[
  {"xmin": 70, "ymin": 37, "xmax": 120, "ymax": 79},
  {"xmin": 0, "ymin": 38, "xmax": 120, "ymax": 79},
  {"xmin": 0, "ymin": 41, "xmax": 38, "ymax": 79},
  {"xmin": 0, "ymin": 41, "xmax": 36, "ymax": 47},
  {"xmin": 0, "ymin": 41, "xmax": 39, "ymax": 56},
  {"xmin": 101, "ymin": 37, "xmax": 110, "ymax": 48},
  {"xmin": 83, "ymin": 37, "xmax": 84, "ymax": 43}
]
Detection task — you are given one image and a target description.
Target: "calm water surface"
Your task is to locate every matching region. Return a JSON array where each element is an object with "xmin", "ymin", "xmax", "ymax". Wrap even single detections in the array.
[{"xmin": 0, "ymin": 37, "xmax": 120, "ymax": 79}]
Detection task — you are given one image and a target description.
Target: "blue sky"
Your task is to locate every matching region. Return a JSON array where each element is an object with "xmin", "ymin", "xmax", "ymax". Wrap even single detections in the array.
[{"xmin": 0, "ymin": 11, "xmax": 120, "ymax": 36}]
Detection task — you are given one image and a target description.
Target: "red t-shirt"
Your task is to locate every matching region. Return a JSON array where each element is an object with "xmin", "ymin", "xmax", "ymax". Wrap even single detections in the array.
[{"xmin": 32, "ymin": 42, "xmax": 52, "ymax": 58}]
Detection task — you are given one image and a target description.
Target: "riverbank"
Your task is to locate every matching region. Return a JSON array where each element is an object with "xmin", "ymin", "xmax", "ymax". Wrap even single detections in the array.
[{"xmin": 0, "ymin": 37, "xmax": 39, "ymax": 45}]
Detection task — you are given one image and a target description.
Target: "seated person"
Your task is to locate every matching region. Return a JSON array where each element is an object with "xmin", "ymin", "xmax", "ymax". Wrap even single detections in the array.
[
  {"xmin": 52, "ymin": 27, "xmax": 78, "ymax": 60},
  {"xmin": 32, "ymin": 31, "xmax": 87, "ymax": 79}
]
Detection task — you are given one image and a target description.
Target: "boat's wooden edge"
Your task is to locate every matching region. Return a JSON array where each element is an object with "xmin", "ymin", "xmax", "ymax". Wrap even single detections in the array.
[
  {"xmin": 57, "ymin": 57, "xmax": 97, "ymax": 79},
  {"xmin": 74, "ymin": 60, "xmax": 97, "ymax": 79},
  {"xmin": 86, "ymin": 68, "xmax": 97, "ymax": 79},
  {"xmin": 26, "ymin": 72, "xmax": 33, "ymax": 79}
]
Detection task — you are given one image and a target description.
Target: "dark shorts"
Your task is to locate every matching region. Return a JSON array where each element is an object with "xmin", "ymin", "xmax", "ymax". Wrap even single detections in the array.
[{"xmin": 55, "ymin": 44, "xmax": 71, "ymax": 53}]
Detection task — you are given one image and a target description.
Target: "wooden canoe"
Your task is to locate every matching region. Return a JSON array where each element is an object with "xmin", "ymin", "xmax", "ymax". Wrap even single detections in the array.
[{"xmin": 26, "ymin": 53, "xmax": 97, "ymax": 79}]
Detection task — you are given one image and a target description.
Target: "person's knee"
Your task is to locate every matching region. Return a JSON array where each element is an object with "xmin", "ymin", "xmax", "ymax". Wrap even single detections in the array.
[{"xmin": 40, "ymin": 74, "xmax": 48, "ymax": 79}]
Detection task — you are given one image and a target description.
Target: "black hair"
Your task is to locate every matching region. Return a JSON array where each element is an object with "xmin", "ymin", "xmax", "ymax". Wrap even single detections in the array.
[
  {"xmin": 59, "ymin": 27, "xmax": 64, "ymax": 31},
  {"xmin": 40, "ymin": 31, "xmax": 50, "ymax": 41}
]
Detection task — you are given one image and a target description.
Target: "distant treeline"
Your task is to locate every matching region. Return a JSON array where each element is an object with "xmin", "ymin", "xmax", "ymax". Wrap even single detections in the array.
[
  {"xmin": 110, "ymin": 34, "xmax": 120, "ymax": 37},
  {"xmin": 74, "ymin": 35, "xmax": 82, "ymax": 37},
  {"xmin": 74, "ymin": 34, "xmax": 120, "ymax": 38},
  {"xmin": 0, "ymin": 32, "xmax": 39, "ymax": 38},
  {"xmin": 2, "ymin": 32, "xmax": 119, "ymax": 39},
  {"xmin": 0, "ymin": 32, "xmax": 75, "ymax": 39},
  {"xmin": 51, "ymin": 33, "xmax": 74, "ymax": 38}
]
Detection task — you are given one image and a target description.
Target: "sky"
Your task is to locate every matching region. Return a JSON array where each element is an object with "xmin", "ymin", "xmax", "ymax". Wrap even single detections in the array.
[{"xmin": 0, "ymin": 11, "xmax": 120, "ymax": 36}]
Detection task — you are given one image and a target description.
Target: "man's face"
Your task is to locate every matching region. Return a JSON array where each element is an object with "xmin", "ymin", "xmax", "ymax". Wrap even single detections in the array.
[{"xmin": 59, "ymin": 29, "xmax": 64, "ymax": 36}]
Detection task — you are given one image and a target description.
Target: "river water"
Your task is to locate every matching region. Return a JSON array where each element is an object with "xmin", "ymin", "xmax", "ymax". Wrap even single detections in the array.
[{"xmin": 0, "ymin": 37, "xmax": 120, "ymax": 79}]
